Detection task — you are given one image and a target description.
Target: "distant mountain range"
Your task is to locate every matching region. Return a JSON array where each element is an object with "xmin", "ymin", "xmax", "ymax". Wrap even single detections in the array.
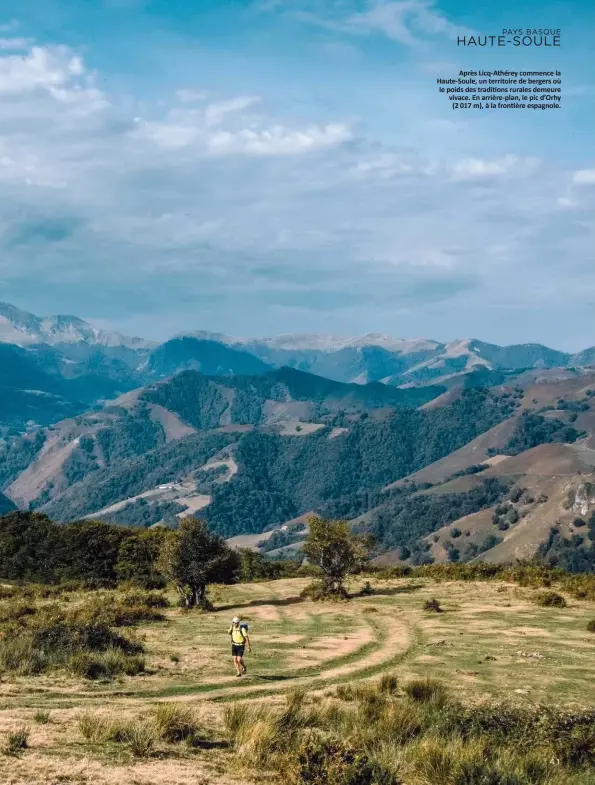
[
  {"xmin": 1, "ymin": 300, "xmax": 594, "ymax": 434},
  {"xmin": 1, "ymin": 301, "xmax": 594, "ymax": 571},
  {"xmin": 0, "ymin": 301, "xmax": 154, "ymax": 350}
]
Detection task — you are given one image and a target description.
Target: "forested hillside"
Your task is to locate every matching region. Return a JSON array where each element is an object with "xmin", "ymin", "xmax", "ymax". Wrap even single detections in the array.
[{"xmin": 11, "ymin": 388, "xmax": 515, "ymax": 533}]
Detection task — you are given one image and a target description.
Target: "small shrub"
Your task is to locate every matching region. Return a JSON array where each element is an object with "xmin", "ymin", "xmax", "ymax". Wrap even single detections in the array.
[
  {"xmin": 4, "ymin": 726, "xmax": 30, "ymax": 755},
  {"xmin": 535, "ymin": 591, "xmax": 567, "ymax": 608},
  {"xmin": 404, "ymin": 678, "xmax": 447, "ymax": 707},
  {"xmin": 587, "ymin": 619, "xmax": 595, "ymax": 633},
  {"xmin": 362, "ymin": 606, "xmax": 378, "ymax": 614},
  {"xmin": 300, "ymin": 581, "xmax": 347, "ymax": 602},
  {"xmin": 290, "ymin": 735, "xmax": 398, "ymax": 785},
  {"xmin": 119, "ymin": 590, "xmax": 170, "ymax": 608},
  {"xmin": 73, "ymin": 598, "xmax": 165, "ymax": 627},
  {"xmin": 423, "ymin": 598, "xmax": 443, "ymax": 613},
  {"xmin": 359, "ymin": 581, "xmax": 374, "ymax": 597},
  {"xmin": 33, "ymin": 709, "xmax": 51, "ymax": 725}
]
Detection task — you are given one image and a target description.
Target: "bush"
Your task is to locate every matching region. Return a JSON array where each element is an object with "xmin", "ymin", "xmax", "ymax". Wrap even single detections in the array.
[
  {"xmin": 535, "ymin": 591, "xmax": 567, "ymax": 608},
  {"xmin": 119, "ymin": 590, "xmax": 170, "ymax": 608},
  {"xmin": 68, "ymin": 648, "xmax": 145, "ymax": 680},
  {"xmin": 423, "ymin": 598, "xmax": 443, "ymax": 613},
  {"xmin": 0, "ymin": 612, "xmax": 145, "ymax": 678},
  {"xmin": 72, "ymin": 596, "xmax": 166, "ymax": 627},
  {"xmin": 587, "ymin": 619, "xmax": 595, "ymax": 633},
  {"xmin": 288, "ymin": 736, "xmax": 397, "ymax": 785},
  {"xmin": 300, "ymin": 581, "xmax": 347, "ymax": 602}
]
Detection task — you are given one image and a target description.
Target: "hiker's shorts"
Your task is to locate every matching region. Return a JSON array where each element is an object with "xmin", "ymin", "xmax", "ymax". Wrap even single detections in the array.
[{"xmin": 232, "ymin": 644, "xmax": 245, "ymax": 657}]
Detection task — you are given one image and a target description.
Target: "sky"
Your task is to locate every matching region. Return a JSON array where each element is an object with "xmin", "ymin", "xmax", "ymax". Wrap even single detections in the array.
[{"xmin": 0, "ymin": 0, "xmax": 594, "ymax": 350}]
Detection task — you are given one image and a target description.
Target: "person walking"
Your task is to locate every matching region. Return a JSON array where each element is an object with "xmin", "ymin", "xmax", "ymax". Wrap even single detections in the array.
[{"xmin": 229, "ymin": 616, "xmax": 251, "ymax": 677}]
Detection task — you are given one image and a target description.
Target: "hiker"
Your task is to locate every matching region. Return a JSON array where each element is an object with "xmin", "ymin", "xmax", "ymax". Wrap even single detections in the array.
[{"xmin": 229, "ymin": 616, "xmax": 251, "ymax": 677}]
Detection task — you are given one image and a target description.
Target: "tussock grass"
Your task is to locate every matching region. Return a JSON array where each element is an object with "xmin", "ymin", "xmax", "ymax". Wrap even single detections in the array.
[
  {"xmin": 4, "ymin": 726, "xmax": 30, "ymax": 756},
  {"xmin": 378, "ymin": 673, "xmax": 399, "ymax": 695},
  {"xmin": 423, "ymin": 598, "xmax": 443, "ymax": 613},
  {"xmin": 225, "ymin": 676, "xmax": 595, "ymax": 785},
  {"xmin": 118, "ymin": 720, "xmax": 156, "ymax": 758},
  {"xmin": 585, "ymin": 619, "xmax": 595, "ymax": 633},
  {"xmin": 78, "ymin": 711, "xmax": 112, "ymax": 742},
  {"xmin": 403, "ymin": 678, "xmax": 448, "ymax": 707},
  {"xmin": 152, "ymin": 703, "xmax": 202, "ymax": 744},
  {"xmin": 33, "ymin": 709, "xmax": 51, "ymax": 725}
]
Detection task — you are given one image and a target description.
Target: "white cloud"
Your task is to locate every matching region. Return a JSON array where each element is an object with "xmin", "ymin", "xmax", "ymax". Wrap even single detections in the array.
[
  {"xmin": 207, "ymin": 123, "xmax": 352, "ymax": 156},
  {"xmin": 204, "ymin": 95, "xmax": 261, "ymax": 127},
  {"xmin": 0, "ymin": 37, "xmax": 593, "ymax": 347},
  {"xmin": 573, "ymin": 169, "xmax": 595, "ymax": 185},
  {"xmin": 132, "ymin": 101, "xmax": 351, "ymax": 157},
  {"xmin": 451, "ymin": 154, "xmax": 539, "ymax": 180},
  {"xmin": 281, "ymin": 0, "xmax": 473, "ymax": 48},
  {"xmin": 0, "ymin": 45, "xmax": 96, "ymax": 99},
  {"xmin": 0, "ymin": 37, "xmax": 33, "ymax": 50}
]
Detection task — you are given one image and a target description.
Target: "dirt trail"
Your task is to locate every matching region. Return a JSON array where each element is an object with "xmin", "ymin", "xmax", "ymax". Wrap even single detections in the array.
[{"xmin": 149, "ymin": 610, "xmax": 413, "ymax": 704}]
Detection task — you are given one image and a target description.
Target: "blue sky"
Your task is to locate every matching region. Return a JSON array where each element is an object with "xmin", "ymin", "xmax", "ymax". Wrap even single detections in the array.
[{"xmin": 0, "ymin": 0, "xmax": 594, "ymax": 349}]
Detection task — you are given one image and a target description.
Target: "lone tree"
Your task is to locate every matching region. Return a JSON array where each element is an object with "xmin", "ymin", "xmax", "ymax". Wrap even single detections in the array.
[
  {"xmin": 302, "ymin": 517, "xmax": 372, "ymax": 598},
  {"xmin": 158, "ymin": 518, "xmax": 239, "ymax": 608}
]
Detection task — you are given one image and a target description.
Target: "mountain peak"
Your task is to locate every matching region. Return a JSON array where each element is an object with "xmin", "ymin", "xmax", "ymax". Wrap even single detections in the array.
[{"xmin": 0, "ymin": 301, "xmax": 154, "ymax": 349}]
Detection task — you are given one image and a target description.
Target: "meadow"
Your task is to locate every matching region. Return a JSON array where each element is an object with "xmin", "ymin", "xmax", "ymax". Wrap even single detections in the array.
[{"xmin": 0, "ymin": 574, "xmax": 594, "ymax": 784}]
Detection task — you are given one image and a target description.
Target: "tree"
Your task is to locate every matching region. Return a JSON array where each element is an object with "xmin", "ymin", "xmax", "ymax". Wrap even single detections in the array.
[
  {"xmin": 157, "ymin": 518, "xmax": 239, "ymax": 608},
  {"xmin": 116, "ymin": 528, "xmax": 167, "ymax": 588},
  {"xmin": 302, "ymin": 517, "xmax": 371, "ymax": 598}
]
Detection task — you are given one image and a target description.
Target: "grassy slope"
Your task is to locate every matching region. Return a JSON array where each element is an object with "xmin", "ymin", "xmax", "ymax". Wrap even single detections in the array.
[{"xmin": 0, "ymin": 576, "xmax": 593, "ymax": 784}]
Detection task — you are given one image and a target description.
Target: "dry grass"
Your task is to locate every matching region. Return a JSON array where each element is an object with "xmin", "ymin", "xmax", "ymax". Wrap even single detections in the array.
[{"xmin": 0, "ymin": 575, "xmax": 593, "ymax": 783}]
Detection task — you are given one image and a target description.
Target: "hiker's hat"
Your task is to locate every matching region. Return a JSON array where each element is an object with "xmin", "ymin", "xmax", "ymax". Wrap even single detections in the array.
[{"xmin": 232, "ymin": 616, "xmax": 240, "ymax": 623}]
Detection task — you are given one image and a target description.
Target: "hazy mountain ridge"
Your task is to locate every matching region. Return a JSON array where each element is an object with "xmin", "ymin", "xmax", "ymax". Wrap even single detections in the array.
[{"xmin": 0, "ymin": 301, "xmax": 154, "ymax": 350}]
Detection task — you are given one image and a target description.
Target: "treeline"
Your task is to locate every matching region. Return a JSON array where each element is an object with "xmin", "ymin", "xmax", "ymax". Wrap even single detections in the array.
[
  {"xmin": 0, "ymin": 511, "xmax": 166, "ymax": 588},
  {"xmin": 0, "ymin": 511, "xmax": 304, "ymax": 589}
]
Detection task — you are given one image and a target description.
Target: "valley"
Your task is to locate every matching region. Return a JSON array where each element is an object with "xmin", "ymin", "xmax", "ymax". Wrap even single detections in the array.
[{"xmin": 1, "ymin": 300, "xmax": 595, "ymax": 568}]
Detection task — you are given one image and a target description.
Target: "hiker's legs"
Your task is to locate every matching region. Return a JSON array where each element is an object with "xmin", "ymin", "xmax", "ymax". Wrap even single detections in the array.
[
  {"xmin": 239, "ymin": 654, "xmax": 246, "ymax": 674},
  {"xmin": 233, "ymin": 655, "xmax": 242, "ymax": 675}
]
